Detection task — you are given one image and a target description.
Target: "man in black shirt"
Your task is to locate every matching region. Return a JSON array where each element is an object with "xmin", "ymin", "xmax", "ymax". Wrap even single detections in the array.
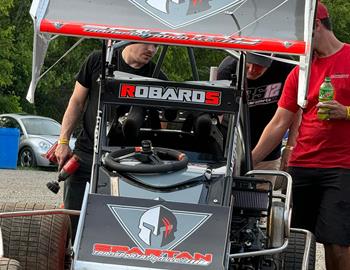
[
  {"xmin": 217, "ymin": 53, "xmax": 294, "ymax": 187},
  {"xmin": 55, "ymin": 43, "xmax": 166, "ymax": 238}
]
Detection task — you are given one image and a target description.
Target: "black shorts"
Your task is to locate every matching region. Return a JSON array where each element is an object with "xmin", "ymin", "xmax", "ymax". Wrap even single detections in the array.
[{"xmin": 288, "ymin": 167, "xmax": 350, "ymax": 245}]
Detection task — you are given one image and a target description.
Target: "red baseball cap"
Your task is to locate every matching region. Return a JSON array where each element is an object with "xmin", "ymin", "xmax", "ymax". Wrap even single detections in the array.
[{"xmin": 317, "ymin": 2, "xmax": 329, "ymax": 20}]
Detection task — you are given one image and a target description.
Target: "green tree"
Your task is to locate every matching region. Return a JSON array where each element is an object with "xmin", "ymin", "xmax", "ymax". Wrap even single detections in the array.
[
  {"xmin": 33, "ymin": 37, "xmax": 99, "ymax": 120},
  {"xmin": 0, "ymin": 95, "xmax": 21, "ymax": 114},
  {"xmin": 5, "ymin": 0, "xmax": 33, "ymax": 113},
  {"xmin": 160, "ymin": 47, "xmax": 225, "ymax": 81},
  {"xmin": 0, "ymin": 0, "xmax": 14, "ymax": 88},
  {"xmin": 323, "ymin": 0, "xmax": 350, "ymax": 43},
  {"xmin": 1, "ymin": 0, "xmax": 100, "ymax": 120}
]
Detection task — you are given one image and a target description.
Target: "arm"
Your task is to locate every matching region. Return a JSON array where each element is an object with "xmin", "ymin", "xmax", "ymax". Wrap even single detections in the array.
[
  {"xmin": 252, "ymin": 107, "xmax": 296, "ymax": 166},
  {"xmin": 280, "ymin": 108, "xmax": 301, "ymax": 171},
  {"xmin": 55, "ymin": 81, "xmax": 89, "ymax": 168}
]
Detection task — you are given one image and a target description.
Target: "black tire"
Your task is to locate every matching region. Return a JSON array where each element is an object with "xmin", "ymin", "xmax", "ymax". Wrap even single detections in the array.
[
  {"xmin": 0, "ymin": 258, "xmax": 21, "ymax": 270},
  {"xmin": 18, "ymin": 147, "xmax": 36, "ymax": 168},
  {"xmin": 0, "ymin": 203, "xmax": 72, "ymax": 270},
  {"xmin": 281, "ymin": 231, "xmax": 316, "ymax": 270}
]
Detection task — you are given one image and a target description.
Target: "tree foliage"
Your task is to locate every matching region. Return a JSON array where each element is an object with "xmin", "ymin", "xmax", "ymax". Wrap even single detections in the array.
[
  {"xmin": 0, "ymin": 0, "xmax": 349, "ymax": 122},
  {"xmin": 323, "ymin": 0, "xmax": 350, "ymax": 43},
  {"xmin": 0, "ymin": 95, "xmax": 21, "ymax": 114},
  {"xmin": 0, "ymin": 0, "xmax": 14, "ymax": 88},
  {"xmin": 159, "ymin": 47, "xmax": 225, "ymax": 81}
]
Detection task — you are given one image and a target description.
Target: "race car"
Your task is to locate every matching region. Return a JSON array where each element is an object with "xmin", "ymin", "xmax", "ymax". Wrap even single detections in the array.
[{"xmin": 0, "ymin": 0, "xmax": 318, "ymax": 269}]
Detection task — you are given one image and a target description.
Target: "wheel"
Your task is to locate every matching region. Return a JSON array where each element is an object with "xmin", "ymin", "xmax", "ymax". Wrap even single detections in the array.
[
  {"xmin": 268, "ymin": 201, "xmax": 285, "ymax": 248},
  {"xmin": 280, "ymin": 231, "xmax": 316, "ymax": 270},
  {"xmin": 104, "ymin": 140, "xmax": 188, "ymax": 173},
  {"xmin": 0, "ymin": 258, "xmax": 21, "ymax": 270},
  {"xmin": 0, "ymin": 203, "xmax": 72, "ymax": 270},
  {"xmin": 18, "ymin": 147, "xmax": 36, "ymax": 168}
]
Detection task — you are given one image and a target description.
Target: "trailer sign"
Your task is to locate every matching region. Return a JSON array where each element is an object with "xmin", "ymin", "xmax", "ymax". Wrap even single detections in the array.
[{"xmin": 119, "ymin": 83, "xmax": 221, "ymax": 105}]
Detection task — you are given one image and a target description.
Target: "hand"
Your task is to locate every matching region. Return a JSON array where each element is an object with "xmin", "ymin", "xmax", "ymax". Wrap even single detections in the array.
[
  {"xmin": 55, "ymin": 144, "xmax": 72, "ymax": 170},
  {"xmin": 316, "ymin": 100, "xmax": 347, "ymax": 120},
  {"xmin": 280, "ymin": 146, "xmax": 293, "ymax": 171}
]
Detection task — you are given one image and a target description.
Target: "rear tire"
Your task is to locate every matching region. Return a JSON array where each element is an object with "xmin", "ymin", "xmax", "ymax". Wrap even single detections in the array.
[
  {"xmin": 0, "ymin": 202, "xmax": 71, "ymax": 270},
  {"xmin": 281, "ymin": 231, "xmax": 316, "ymax": 270},
  {"xmin": 0, "ymin": 258, "xmax": 21, "ymax": 270}
]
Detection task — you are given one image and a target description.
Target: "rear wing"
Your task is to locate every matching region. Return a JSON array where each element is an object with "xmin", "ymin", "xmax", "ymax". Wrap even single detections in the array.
[{"xmin": 27, "ymin": 0, "xmax": 317, "ymax": 107}]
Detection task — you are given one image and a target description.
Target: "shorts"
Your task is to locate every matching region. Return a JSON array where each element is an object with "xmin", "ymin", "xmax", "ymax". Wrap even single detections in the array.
[{"xmin": 288, "ymin": 167, "xmax": 350, "ymax": 245}]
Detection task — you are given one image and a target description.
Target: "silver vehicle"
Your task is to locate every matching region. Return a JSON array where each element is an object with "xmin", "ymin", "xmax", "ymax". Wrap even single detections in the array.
[{"xmin": 0, "ymin": 114, "xmax": 75, "ymax": 167}]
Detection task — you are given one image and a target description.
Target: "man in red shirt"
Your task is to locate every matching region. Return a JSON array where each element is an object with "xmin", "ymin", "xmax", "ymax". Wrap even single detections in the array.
[{"xmin": 252, "ymin": 2, "xmax": 350, "ymax": 269}]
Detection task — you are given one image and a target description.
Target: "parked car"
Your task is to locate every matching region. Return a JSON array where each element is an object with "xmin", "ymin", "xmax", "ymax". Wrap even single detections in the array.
[{"xmin": 0, "ymin": 113, "xmax": 75, "ymax": 168}]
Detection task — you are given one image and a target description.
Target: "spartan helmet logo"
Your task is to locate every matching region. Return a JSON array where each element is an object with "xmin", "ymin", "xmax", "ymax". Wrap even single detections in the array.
[
  {"xmin": 146, "ymin": 0, "xmax": 211, "ymax": 15},
  {"xmin": 129, "ymin": 0, "xmax": 242, "ymax": 29},
  {"xmin": 138, "ymin": 206, "xmax": 177, "ymax": 247}
]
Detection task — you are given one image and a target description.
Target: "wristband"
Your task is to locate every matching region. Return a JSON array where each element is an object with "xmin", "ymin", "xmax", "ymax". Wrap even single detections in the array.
[
  {"xmin": 58, "ymin": 138, "xmax": 69, "ymax": 145},
  {"xmin": 346, "ymin": 106, "xmax": 350, "ymax": 120},
  {"xmin": 285, "ymin": 145, "xmax": 294, "ymax": 151}
]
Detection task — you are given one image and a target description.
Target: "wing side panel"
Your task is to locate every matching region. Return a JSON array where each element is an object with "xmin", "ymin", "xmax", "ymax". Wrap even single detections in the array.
[{"xmin": 40, "ymin": 19, "xmax": 306, "ymax": 55}]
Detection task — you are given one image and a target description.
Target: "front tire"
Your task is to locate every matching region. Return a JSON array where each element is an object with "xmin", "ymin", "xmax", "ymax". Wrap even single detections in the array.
[
  {"xmin": 280, "ymin": 231, "xmax": 316, "ymax": 270},
  {"xmin": 18, "ymin": 147, "xmax": 36, "ymax": 168}
]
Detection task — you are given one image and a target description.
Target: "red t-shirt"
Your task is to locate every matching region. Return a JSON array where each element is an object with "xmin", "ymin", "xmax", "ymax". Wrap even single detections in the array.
[{"xmin": 278, "ymin": 44, "xmax": 350, "ymax": 168}]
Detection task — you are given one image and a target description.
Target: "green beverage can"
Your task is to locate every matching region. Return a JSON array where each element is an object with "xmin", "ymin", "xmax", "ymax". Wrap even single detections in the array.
[{"xmin": 317, "ymin": 77, "xmax": 334, "ymax": 120}]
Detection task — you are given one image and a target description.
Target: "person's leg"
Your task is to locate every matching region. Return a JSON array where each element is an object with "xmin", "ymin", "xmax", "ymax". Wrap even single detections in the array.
[
  {"xmin": 314, "ymin": 168, "xmax": 350, "ymax": 270},
  {"xmin": 324, "ymin": 244, "xmax": 350, "ymax": 270}
]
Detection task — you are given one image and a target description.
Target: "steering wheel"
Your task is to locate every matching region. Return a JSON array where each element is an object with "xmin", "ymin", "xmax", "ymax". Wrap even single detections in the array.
[{"xmin": 103, "ymin": 140, "xmax": 189, "ymax": 173}]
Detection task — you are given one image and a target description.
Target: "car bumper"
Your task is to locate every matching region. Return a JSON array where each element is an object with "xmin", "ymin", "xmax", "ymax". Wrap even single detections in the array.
[{"xmin": 35, "ymin": 151, "xmax": 57, "ymax": 167}]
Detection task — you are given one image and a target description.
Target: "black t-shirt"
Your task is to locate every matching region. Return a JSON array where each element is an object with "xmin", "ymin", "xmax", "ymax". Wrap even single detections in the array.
[
  {"xmin": 74, "ymin": 50, "xmax": 167, "ymax": 153},
  {"xmin": 217, "ymin": 56, "xmax": 294, "ymax": 161}
]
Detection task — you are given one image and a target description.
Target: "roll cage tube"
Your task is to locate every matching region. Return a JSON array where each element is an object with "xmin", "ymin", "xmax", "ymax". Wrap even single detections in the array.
[
  {"xmin": 239, "ymin": 52, "xmax": 253, "ymax": 173},
  {"xmin": 152, "ymin": 45, "xmax": 168, "ymax": 78},
  {"xmin": 187, "ymin": 47, "xmax": 199, "ymax": 81},
  {"xmin": 222, "ymin": 51, "xmax": 247, "ymax": 206},
  {"xmin": 90, "ymin": 40, "xmax": 129, "ymax": 193}
]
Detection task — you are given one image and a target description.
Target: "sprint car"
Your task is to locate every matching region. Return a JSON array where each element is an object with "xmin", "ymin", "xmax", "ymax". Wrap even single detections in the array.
[{"xmin": 0, "ymin": 0, "xmax": 319, "ymax": 269}]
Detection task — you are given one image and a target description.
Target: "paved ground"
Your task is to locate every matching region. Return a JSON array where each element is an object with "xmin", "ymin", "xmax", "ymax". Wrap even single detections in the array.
[{"xmin": 0, "ymin": 168, "xmax": 326, "ymax": 269}]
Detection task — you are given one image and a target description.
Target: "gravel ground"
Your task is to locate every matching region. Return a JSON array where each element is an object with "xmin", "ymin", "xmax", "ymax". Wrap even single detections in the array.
[
  {"xmin": 0, "ymin": 168, "xmax": 326, "ymax": 269},
  {"xmin": 0, "ymin": 168, "xmax": 62, "ymax": 205}
]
